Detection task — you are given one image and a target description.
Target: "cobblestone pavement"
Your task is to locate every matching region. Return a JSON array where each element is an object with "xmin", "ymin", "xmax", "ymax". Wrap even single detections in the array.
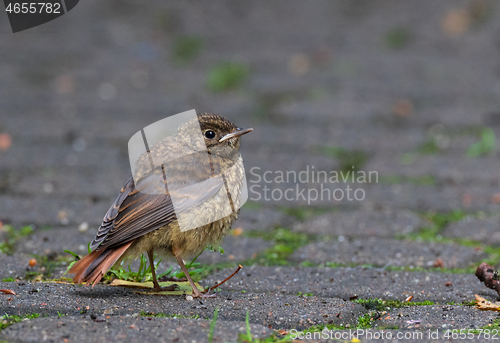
[{"xmin": 1, "ymin": 1, "xmax": 500, "ymax": 342}]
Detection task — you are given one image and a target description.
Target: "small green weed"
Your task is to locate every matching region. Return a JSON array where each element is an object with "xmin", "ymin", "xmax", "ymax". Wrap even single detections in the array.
[
  {"xmin": 298, "ymin": 311, "xmax": 376, "ymax": 335},
  {"xmin": 379, "ymin": 175, "xmax": 436, "ymax": 186},
  {"xmin": 385, "ymin": 27, "xmax": 410, "ymax": 49},
  {"xmin": 316, "ymin": 146, "xmax": 368, "ymax": 173},
  {"xmin": 62, "ymin": 243, "xmax": 91, "ymax": 277},
  {"xmin": 278, "ymin": 206, "xmax": 334, "ymax": 222},
  {"xmin": 467, "ymin": 128, "xmax": 496, "ymax": 157},
  {"xmin": 357, "ymin": 312, "xmax": 376, "ymax": 329},
  {"xmin": 417, "ymin": 138, "xmax": 440, "ymax": 155},
  {"xmin": 64, "ymin": 245, "xmax": 208, "ymax": 283},
  {"xmin": 446, "ymin": 300, "xmax": 476, "ymax": 306},
  {"xmin": 399, "ymin": 210, "xmax": 468, "ymax": 243},
  {"xmin": 236, "ymin": 311, "xmax": 289, "ymax": 343},
  {"xmin": 241, "ymin": 202, "xmax": 264, "ymax": 210},
  {"xmin": 140, "ymin": 311, "xmax": 200, "ymax": 319},
  {"xmin": 245, "ymin": 227, "xmax": 314, "ymax": 265},
  {"xmin": 467, "ymin": 318, "xmax": 500, "ymax": 334},
  {"xmin": 0, "ymin": 314, "xmax": 40, "ymax": 331},
  {"xmin": 172, "ymin": 36, "xmax": 203, "ymax": 64},
  {"xmin": 106, "ymin": 252, "xmax": 204, "ymax": 283},
  {"xmin": 207, "ymin": 62, "xmax": 249, "ymax": 92},
  {"xmin": 208, "ymin": 307, "xmax": 219, "ymax": 343},
  {"xmin": 0, "ymin": 224, "xmax": 34, "ymax": 255}
]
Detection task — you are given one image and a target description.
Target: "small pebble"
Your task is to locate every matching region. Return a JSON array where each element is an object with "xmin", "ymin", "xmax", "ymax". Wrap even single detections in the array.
[{"xmin": 78, "ymin": 222, "xmax": 89, "ymax": 232}]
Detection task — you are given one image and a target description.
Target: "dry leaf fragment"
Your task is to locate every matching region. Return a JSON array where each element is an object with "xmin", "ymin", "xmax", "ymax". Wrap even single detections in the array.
[
  {"xmin": 0, "ymin": 133, "xmax": 12, "ymax": 151},
  {"xmin": 433, "ymin": 258, "xmax": 444, "ymax": 268},
  {"xmin": 475, "ymin": 294, "xmax": 500, "ymax": 312},
  {"xmin": 393, "ymin": 100, "xmax": 414, "ymax": 117},
  {"xmin": 0, "ymin": 289, "xmax": 16, "ymax": 295},
  {"xmin": 232, "ymin": 227, "xmax": 243, "ymax": 236}
]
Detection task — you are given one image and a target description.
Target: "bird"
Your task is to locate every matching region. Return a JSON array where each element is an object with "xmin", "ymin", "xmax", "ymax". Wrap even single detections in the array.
[{"xmin": 70, "ymin": 112, "xmax": 252, "ymax": 298}]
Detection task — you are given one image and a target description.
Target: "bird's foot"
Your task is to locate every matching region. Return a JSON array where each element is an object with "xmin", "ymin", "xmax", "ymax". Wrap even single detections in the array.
[
  {"xmin": 148, "ymin": 284, "xmax": 179, "ymax": 292},
  {"xmin": 190, "ymin": 290, "xmax": 216, "ymax": 298}
]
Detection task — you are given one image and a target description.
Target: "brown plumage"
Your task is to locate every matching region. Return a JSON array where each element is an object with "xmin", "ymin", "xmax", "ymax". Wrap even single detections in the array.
[{"xmin": 70, "ymin": 113, "xmax": 252, "ymax": 297}]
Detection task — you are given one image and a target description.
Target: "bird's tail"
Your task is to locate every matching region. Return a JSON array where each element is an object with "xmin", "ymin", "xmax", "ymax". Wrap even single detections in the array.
[{"xmin": 69, "ymin": 242, "xmax": 132, "ymax": 287}]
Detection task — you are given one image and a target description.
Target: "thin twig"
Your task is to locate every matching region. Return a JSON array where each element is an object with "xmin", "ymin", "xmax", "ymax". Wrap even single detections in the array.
[{"xmin": 204, "ymin": 264, "xmax": 243, "ymax": 293}]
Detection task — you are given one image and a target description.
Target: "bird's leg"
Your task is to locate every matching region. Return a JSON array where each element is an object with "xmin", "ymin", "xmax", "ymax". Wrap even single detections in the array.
[
  {"xmin": 174, "ymin": 252, "xmax": 215, "ymax": 298},
  {"xmin": 147, "ymin": 249, "xmax": 178, "ymax": 292}
]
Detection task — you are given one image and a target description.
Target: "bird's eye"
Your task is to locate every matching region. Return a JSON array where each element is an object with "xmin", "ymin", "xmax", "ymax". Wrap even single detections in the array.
[{"xmin": 204, "ymin": 130, "xmax": 216, "ymax": 139}]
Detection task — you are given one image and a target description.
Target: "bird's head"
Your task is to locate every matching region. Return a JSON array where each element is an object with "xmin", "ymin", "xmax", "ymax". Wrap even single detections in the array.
[
  {"xmin": 176, "ymin": 112, "xmax": 252, "ymax": 158},
  {"xmin": 197, "ymin": 112, "xmax": 252, "ymax": 152}
]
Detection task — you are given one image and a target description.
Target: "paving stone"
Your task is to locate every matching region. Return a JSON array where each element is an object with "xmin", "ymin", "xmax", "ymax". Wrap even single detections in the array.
[
  {"xmin": 0, "ymin": 194, "xmax": 112, "ymax": 228},
  {"xmin": 363, "ymin": 184, "xmax": 500, "ymax": 212},
  {"xmin": 443, "ymin": 216, "xmax": 500, "ymax": 246},
  {"xmin": 0, "ymin": 281, "xmax": 365, "ymax": 330},
  {"xmin": 0, "ymin": 145, "xmax": 123, "ymax": 170},
  {"xmin": 375, "ymin": 305, "xmax": 497, "ymax": 331},
  {"xmin": 291, "ymin": 210, "xmax": 425, "ymax": 237},
  {"xmin": 366, "ymin": 154, "xmax": 500, "ymax": 187},
  {"xmin": 0, "ymin": 252, "xmax": 33, "ymax": 280},
  {"xmin": 197, "ymin": 236, "xmax": 274, "ymax": 265},
  {"xmin": 0, "ymin": 316, "xmax": 274, "ymax": 343},
  {"xmin": 4, "ymin": 165, "xmax": 130, "ymax": 198},
  {"xmin": 236, "ymin": 207, "xmax": 296, "ymax": 231},
  {"xmin": 15, "ymin": 226, "xmax": 98, "ymax": 257},
  {"xmin": 244, "ymin": 181, "xmax": 500, "ymax": 211},
  {"xmin": 205, "ymin": 266, "xmax": 497, "ymax": 304},
  {"xmin": 290, "ymin": 238, "xmax": 487, "ymax": 269}
]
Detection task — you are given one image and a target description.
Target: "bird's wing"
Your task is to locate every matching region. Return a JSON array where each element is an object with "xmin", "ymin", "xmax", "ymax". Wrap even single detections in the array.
[{"xmin": 90, "ymin": 174, "xmax": 224, "ymax": 251}]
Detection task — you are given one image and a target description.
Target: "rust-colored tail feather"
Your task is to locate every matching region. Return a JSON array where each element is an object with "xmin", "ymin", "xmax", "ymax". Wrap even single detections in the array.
[{"xmin": 70, "ymin": 242, "xmax": 132, "ymax": 287}]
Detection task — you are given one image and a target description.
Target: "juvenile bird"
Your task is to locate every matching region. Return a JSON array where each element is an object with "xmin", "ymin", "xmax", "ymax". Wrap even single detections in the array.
[{"xmin": 70, "ymin": 113, "xmax": 252, "ymax": 298}]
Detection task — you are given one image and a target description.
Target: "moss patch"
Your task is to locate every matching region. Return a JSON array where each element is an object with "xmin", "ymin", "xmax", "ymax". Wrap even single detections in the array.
[
  {"xmin": 316, "ymin": 146, "xmax": 368, "ymax": 173},
  {"xmin": 172, "ymin": 35, "xmax": 203, "ymax": 65},
  {"xmin": 206, "ymin": 62, "xmax": 249, "ymax": 92},
  {"xmin": 244, "ymin": 227, "xmax": 315, "ymax": 266},
  {"xmin": 278, "ymin": 206, "xmax": 336, "ymax": 222},
  {"xmin": 379, "ymin": 175, "xmax": 436, "ymax": 186},
  {"xmin": 0, "ymin": 314, "xmax": 42, "ymax": 331},
  {"xmin": 0, "ymin": 224, "xmax": 34, "ymax": 255}
]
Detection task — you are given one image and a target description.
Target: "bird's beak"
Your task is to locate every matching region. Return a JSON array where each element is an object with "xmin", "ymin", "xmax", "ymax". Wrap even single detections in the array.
[{"xmin": 219, "ymin": 127, "xmax": 253, "ymax": 142}]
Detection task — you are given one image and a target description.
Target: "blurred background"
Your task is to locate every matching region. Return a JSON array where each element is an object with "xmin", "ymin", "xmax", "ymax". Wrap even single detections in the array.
[{"xmin": 1, "ymin": 0, "xmax": 500, "ymax": 275}]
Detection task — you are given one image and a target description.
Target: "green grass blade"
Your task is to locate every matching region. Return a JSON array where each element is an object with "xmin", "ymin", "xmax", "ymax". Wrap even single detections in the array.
[{"xmin": 208, "ymin": 307, "xmax": 219, "ymax": 343}]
